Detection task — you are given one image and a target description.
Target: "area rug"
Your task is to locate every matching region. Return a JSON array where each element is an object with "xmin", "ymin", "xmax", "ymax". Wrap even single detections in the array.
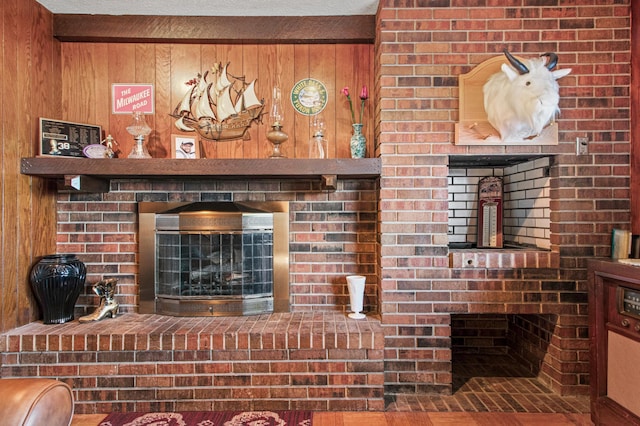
[{"xmin": 98, "ymin": 410, "xmax": 313, "ymax": 426}]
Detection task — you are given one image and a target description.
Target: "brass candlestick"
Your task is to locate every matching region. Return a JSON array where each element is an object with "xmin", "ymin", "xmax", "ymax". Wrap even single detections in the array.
[{"xmin": 267, "ymin": 122, "xmax": 288, "ymax": 158}]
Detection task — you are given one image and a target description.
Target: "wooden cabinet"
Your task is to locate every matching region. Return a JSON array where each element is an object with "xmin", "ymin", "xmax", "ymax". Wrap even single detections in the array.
[{"xmin": 588, "ymin": 259, "xmax": 640, "ymax": 425}]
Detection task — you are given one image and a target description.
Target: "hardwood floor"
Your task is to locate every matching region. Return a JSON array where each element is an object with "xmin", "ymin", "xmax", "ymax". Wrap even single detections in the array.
[
  {"xmin": 71, "ymin": 411, "xmax": 593, "ymax": 425},
  {"xmin": 313, "ymin": 412, "xmax": 593, "ymax": 425},
  {"xmin": 72, "ymin": 414, "xmax": 107, "ymax": 426}
]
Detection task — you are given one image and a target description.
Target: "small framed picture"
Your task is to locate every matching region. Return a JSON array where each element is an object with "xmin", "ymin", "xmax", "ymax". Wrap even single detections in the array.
[{"xmin": 171, "ymin": 135, "xmax": 199, "ymax": 159}]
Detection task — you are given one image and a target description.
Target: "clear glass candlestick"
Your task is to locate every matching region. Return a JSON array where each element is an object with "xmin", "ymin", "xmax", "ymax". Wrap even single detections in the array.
[
  {"xmin": 309, "ymin": 110, "xmax": 328, "ymax": 159},
  {"xmin": 126, "ymin": 111, "xmax": 152, "ymax": 159}
]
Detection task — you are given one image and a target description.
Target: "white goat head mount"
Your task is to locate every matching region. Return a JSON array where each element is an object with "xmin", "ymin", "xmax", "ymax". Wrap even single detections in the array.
[{"xmin": 483, "ymin": 49, "xmax": 572, "ymax": 142}]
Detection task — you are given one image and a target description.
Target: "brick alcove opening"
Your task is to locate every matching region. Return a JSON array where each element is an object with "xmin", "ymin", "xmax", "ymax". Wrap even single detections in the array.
[
  {"xmin": 448, "ymin": 155, "xmax": 553, "ymax": 251},
  {"xmin": 451, "ymin": 313, "xmax": 558, "ymax": 393}
]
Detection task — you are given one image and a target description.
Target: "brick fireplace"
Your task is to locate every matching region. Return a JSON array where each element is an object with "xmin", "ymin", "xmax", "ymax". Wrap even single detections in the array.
[
  {"xmin": 61, "ymin": 178, "xmax": 380, "ymax": 315},
  {"xmin": 0, "ymin": 178, "xmax": 383, "ymax": 413},
  {"xmin": 1, "ymin": 168, "xmax": 592, "ymax": 410}
]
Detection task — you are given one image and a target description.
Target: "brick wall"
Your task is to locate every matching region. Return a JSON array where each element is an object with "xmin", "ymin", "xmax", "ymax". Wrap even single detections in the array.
[
  {"xmin": 508, "ymin": 314, "xmax": 559, "ymax": 375},
  {"xmin": 376, "ymin": 0, "xmax": 630, "ymax": 396},
  {"xmin": 504, "ymin": 158, "xmax": 552, "ymax": 249},
  {"xmin": 56, "ymin": 179, "xmax": 379, "ymax": 316},
  {"xmin": 451, "ymin": 314, "xmax": 510, "ymax": 355}
]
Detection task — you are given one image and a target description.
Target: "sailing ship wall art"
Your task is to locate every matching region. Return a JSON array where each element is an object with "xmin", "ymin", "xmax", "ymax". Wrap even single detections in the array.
[{"xmin": 171, "ymin": 62, "xmax": 265, "ymax": 141}]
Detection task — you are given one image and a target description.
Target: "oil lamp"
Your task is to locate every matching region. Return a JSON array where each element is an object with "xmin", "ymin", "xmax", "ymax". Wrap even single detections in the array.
[
  {"xmin": 266, "ymin": 86, "xmax": 288, "ymax": 158},
  {"xmin": 126, "ymin": 111, "xmax": 152, "ymax": 158}
]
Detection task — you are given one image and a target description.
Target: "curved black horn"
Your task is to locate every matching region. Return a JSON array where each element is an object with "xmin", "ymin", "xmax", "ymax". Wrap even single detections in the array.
[
  {"xmin": 503, "ymin": 49, "xmax": 529, "ymax": 74},
  {"xmin": 540, "ymin": 52, "xmax": 558, "ymax": 70}
]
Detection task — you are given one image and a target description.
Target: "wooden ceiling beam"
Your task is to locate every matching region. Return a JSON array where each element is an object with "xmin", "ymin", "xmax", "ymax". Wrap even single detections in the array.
[{"xmin": 52, "ymin": 15, "xmax": 375, "ymax": 43}]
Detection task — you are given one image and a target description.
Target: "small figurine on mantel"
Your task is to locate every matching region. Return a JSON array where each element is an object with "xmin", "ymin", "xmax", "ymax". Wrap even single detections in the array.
[
  {"xmin": 102, "ymin": 134, "xmax": 119, "ymax": 158},
  {"xmin": 78, "ymin": 278, "xmax": 119, "ymax": 323}
]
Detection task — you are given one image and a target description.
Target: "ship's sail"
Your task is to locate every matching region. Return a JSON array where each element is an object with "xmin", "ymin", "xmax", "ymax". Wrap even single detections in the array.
[
  {"xmin": 215, "ymin": 63, "xmax": 233, "ymax": 94},
  {"xmin": 170, "ymin": 62, "xmax": 265, "ymax": 141},
  {"xmin": 217, "ymin": 86, "xmax": 237, "ymax": 122},
  {"xmin": 234, "ymin": 80, "xmax": 262, "ymax": 114},
  {"xmin": 177, "ymin": 86, "xmax": 195, "ymax": 114},
  {"xmin": 194, "ymin": 83, "xmax": 216, "ymax": 119}
]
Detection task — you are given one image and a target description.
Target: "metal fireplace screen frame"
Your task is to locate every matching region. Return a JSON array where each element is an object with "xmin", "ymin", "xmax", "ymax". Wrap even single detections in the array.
[{"xmin": 138, "ymin": 201, "xmax": 289, "ymax": 316}]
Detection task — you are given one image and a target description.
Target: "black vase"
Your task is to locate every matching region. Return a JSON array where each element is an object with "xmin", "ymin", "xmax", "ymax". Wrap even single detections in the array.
[{"xmin": 30, "ymin": 254, "xmax": 86, "ymax": 324}]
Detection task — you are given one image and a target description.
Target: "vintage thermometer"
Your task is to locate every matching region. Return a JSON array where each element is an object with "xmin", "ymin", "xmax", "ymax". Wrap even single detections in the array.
[{"xmin": 477, "ymin": 176, "xmax": 503, "ymax": 248}]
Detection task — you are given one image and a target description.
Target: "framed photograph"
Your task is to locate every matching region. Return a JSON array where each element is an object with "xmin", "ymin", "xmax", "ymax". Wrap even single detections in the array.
[
  {"xmin": 171, "ymin": 135, "xmax": 199, "ymax": 159},
  {"xmin": 39, "ymin": 118, "xmax": 102, "ymax": 157}
]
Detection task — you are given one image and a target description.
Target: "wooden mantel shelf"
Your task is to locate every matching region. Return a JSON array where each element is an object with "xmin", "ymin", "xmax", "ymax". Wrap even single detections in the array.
[{"xmin": 21, "ymin": 157, "xmax": 381, "ymax": 192}]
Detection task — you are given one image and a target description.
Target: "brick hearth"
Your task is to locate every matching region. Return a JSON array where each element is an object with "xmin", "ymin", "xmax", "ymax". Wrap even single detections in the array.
[{"xmin": 0, "ymin": 313, "xmax": 385, "ymax": 414}]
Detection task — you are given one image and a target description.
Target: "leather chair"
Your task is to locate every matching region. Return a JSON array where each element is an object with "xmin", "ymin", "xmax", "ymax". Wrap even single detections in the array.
[{"xmin": 0, "ymin": 378, "xmax": 74, "ymax": 426}]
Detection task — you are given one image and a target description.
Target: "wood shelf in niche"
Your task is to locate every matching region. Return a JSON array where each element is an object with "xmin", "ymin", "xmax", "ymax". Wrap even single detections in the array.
[{"xmin": 21, "ymin": 157, "xmax": 381, "ymax": 192}]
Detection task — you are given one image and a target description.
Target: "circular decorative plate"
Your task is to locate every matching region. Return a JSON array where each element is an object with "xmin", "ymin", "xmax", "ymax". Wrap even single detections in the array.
[
  {"xmin": 290, "ymin": 78, "xmax": 328, "ymax": 116},
  {"xmin": 83, "ymin": 144, "xmax": 108, "ymax": 158}
]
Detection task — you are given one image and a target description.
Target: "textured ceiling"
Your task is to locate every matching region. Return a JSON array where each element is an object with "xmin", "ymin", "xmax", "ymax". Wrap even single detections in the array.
[{"xmin": 35, "ymin": 0, "xmax": 380, "ymax": 16}]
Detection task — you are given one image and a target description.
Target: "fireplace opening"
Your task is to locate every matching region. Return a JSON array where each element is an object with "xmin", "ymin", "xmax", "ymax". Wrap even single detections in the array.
[
  {"xmin": 138, "ymin": 201, "xmax": 289, "ymax": 316},
  {"xmin": 451, "ymin": 314, "xmax": 556, "ymax": 392}
]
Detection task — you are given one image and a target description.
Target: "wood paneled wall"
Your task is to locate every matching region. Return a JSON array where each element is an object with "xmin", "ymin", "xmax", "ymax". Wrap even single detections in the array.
[
  {"xmin": 61, "ymin": 43, "xmax": 374, "ymax": 160},
  {"xmin": 0, "ymin": 0, "xmax": 59, "ymax": 333}
]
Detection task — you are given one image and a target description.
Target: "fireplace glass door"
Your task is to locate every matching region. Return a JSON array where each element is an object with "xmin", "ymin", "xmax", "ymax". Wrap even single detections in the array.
[
  {"xmin": 138, "ymin": 201, "xmax": 289, "ymax": 317},
  {"xmin": 156, "ymin": 231, "xmax": 273, "ymax": 299}
]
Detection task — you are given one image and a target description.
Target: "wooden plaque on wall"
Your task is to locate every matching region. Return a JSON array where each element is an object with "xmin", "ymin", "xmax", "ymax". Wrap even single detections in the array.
[{"xmin": 39, "ymin": 118, "xmax": 103, "ymax": 157}]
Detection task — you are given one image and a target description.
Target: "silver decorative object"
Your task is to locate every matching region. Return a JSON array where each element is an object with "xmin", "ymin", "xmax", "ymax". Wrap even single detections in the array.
[{"xmin": 78, "ymin": 278, "xmax": 119, "ymax": 322}]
